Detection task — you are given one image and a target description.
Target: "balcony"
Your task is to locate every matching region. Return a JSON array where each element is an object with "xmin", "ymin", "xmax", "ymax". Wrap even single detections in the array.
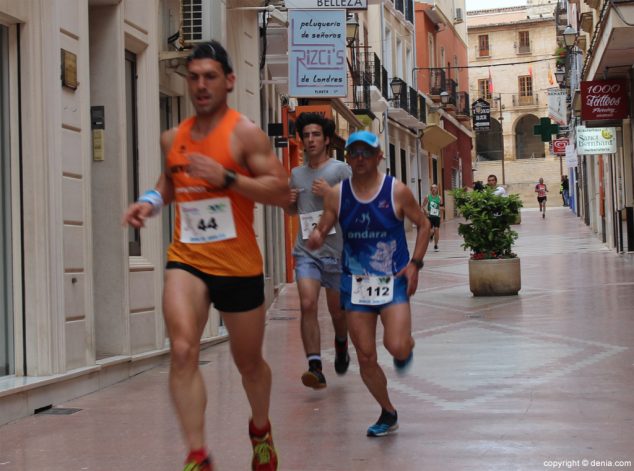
[
  {"xmin": 387, "ymin": 76, "xmax": 426, "ymax": 130},
  {"xmin": 456, "ymin": 92, "xmax": 470, "ymax": 120},
  {"xmin": 515, "ymin": 40, "xmax": 532, "ymax": 55},
  {"xmin": 475, "ymin": 44, "xmax": 492, "ymax": 58},
  {"xmin": 445, "ymin": 78, "xmax": 458, "ymax": 108},
  {"xmin": 429, "ymin": 68, "xmax": 446, "ymax": 96},
  {"xmin": 512, "ymin": 94, "xmax": 539, "ymax": 107}
]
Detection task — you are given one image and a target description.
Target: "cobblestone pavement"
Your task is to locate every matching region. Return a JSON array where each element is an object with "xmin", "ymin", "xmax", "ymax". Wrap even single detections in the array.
[{"xmin": 1, "ymin": 207, "xmax": 633, "ymax": 471}]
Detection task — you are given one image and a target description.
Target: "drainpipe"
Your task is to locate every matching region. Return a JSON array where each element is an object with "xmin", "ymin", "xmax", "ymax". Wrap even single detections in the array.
[{"xmin": 380, "ymin": 1, "xmax": 389, "ymax": 171}]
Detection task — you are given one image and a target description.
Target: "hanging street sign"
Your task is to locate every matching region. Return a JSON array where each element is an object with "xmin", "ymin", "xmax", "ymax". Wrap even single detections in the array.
[
  {"xmin": 552, "ymin": 138, "xmax": 569, "ymax": 155},
  {"xmin": 286, "ymin": 0, "xmax": 368, "ymax": 8},
  {"xmin": 471, "ymin": 99, "xmax": 491, "ymax": 132},
  {"xmin": 576, "ymin": 125, "xmax": 617, "ymax": 155},
  {"xmin": 288, "ymin": 10, "xmax": 347, "ymax": 98},
  {"xmin": 581, "ymin": 79, "xmax": 629, "ymax": 121},
  {"xmin": 533, "ymin": 117, "xmax": 559, "ymax": 142}
]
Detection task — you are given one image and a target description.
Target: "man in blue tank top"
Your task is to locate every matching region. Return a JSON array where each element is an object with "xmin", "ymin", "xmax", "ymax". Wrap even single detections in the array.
[{"xmin": 307, "ymin": 130, "xmax": 431, "ymax": 437}]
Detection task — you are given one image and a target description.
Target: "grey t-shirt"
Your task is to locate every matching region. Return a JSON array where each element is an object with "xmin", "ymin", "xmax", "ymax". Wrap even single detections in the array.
[{"xmin": 291, "ymin": 158, "xmax": 352, "ymax": 260}]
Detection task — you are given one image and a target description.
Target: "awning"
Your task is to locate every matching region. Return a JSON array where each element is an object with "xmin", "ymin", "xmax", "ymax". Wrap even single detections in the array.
[{"xmin": 421, "ymin": 124, "xmax": 457, "ymax": 154}]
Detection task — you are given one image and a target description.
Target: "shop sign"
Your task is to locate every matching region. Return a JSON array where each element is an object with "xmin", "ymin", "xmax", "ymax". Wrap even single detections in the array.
[
  {"xmin": 286, "ymin": 0, "xmax": 368, "ymax": 8},
  {"xmin": 575, "ymin": 125, "xmax": 617, "ymax": 155},
  {"xmin": 471, "ymin": 99, "xmax": 490, "ymax": 132},
  {"xmin": 565, "ymin": 144, "xmax": 578, "ymax": 168},
  {"xmin": 289, "ymin": 10, "xmax": 347, "ymax": 98},
  {"xmin": 547, "ymin": 88, "xmax": 568, "ymax": 125},
  {"xmin": 581, "ymin": 79, "xmax": 629, "ymax": 121},
  {"xmin": 552, "ymin": 138, "xmax": 568, "ymax": 155}
]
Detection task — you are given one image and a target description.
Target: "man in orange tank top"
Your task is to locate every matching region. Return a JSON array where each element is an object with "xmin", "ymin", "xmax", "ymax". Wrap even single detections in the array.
[{"xmin": 122, "ymin": 41, "xmax": 289, "ymax": 471}]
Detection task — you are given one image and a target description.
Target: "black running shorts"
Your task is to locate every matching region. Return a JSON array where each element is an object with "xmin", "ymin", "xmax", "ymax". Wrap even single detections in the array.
[{"xmin": 166, "ymin": 261, "xmax": 264, "ymax": 312}]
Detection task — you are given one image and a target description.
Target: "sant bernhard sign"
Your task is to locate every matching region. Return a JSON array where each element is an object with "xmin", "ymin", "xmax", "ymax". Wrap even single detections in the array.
[{"xmin": 581, "ymin": 79, "xmax": 629, "ymax": 121}]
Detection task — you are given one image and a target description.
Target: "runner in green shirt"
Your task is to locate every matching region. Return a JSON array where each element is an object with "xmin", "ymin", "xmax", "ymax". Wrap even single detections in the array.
[{"xmin": 422, "ymin": 184, "xmax": 443, "ymax": 251}]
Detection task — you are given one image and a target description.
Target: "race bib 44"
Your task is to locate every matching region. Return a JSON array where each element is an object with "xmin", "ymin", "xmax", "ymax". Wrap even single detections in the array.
[{"xmin": 179, "ymin": 197, "xmax": 237, "ymax": 243}]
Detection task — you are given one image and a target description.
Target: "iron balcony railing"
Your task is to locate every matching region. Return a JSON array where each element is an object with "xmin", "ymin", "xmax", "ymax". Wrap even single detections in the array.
[
  {"xmin": 429, "ymin": 68, "xmax": 446, "ymax": 96},
  {"xmin": 512, "ymin": 94, "xmax": 539, "ymax": 106},
  {"xmin": 475, "ymin": 44, "xmax": 492, "ymax": 58},
  {"xmin": 515, "ymin": 40, "xmax": 532, "ymax": 54},
  {"xmin": 456, "ymin": 92, "xmax": 470, "ymax": 117},
  {"xmin": 446, "ymin": 79, "xmax": 458, "ymax": 107},
  {"xmin": 388, "ymin": 75, "xmax": 426, "ymax": 125}
]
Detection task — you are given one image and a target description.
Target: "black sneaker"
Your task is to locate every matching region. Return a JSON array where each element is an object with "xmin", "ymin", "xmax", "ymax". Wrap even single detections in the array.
[
  {"xmin": 434, "ymin": 244, "xmax": 438, "ymax": 251},
  {"xmin": 393, "ymin": 350, "xmax": 413, "ymax": 375},
  {"xmin": 335, "ymin": 340, "xmax": 350, "ymax": 375},
  {"xmin": 301, "ymin": 368, "xmax": 327, "ymax": 389}
]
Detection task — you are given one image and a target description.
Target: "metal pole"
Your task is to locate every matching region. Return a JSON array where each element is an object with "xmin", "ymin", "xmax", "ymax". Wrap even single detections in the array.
[
  {"xmin": 499, "ymin": 93, "xmax": 505, "ymax": 185},
  {"xmin": 379, "ymin": 2, "xmax": 390, "ymax": 172}
]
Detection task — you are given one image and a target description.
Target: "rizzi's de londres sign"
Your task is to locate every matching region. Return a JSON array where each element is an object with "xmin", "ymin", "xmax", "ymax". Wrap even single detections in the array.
[{"xmin": 288, "ymin": 10, "xmax": 347, "ymax": 98}]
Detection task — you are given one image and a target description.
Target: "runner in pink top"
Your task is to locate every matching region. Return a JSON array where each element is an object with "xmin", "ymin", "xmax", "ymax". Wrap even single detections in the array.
[{"xmin": 535, "ymin": 177, "xmax": 548, "ymax": 219}]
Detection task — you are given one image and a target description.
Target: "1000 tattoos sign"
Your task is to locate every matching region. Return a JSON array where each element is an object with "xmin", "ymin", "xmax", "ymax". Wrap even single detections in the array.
[
  {"xmin": 289, "ymin": 10, "xmax": 346, "ymax": 97},
  {"xmin": 581, "ymin": 80, "xmax": 629, "ymax": 121}
]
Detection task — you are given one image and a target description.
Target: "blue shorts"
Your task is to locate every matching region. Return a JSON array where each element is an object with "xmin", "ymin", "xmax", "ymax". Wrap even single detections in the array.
[
  {"xmin": 294, "ymin": 255, "xmax": 342, "ymax": 290},
  {"xmin": 340, "ymin": 274, "xmax": 409, "ymax": 314}
]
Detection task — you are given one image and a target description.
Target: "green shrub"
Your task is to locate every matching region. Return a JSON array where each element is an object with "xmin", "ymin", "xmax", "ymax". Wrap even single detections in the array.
[{"xmin": 452, "ymin": 188, "xmax": 523, "ymax": 260}]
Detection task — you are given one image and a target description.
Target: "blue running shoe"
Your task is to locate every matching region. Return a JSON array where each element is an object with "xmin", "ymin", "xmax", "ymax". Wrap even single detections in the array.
[
  {"xmin": 393, "ymin": 350, "xmax": 413, "ymax": 374},
  {"xmin": 366, "ymin": 409, "xmax": 398, "ymax": 437}
]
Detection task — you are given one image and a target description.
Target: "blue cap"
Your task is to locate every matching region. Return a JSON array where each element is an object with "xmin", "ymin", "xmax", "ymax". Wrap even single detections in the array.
[{"xmin": 345, "ymin": 130, "xmax": 380, "ymax": 149}]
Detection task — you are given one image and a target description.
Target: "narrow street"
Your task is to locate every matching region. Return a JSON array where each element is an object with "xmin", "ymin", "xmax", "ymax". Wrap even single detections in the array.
[{"xmin": 1, "ymin": 208, "xmax": 633, "ymax": 471}]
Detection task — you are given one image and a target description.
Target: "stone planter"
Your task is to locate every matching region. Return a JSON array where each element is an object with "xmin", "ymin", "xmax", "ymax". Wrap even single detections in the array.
[{"xmin": 468, "ymin": 258, "xmax": 521, "ymax": 296}]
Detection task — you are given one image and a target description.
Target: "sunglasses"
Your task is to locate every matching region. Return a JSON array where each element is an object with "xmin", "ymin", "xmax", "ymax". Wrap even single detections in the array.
[{"xmin": 347, "ymin": 148, "xmax": 377, "ymax": 160}]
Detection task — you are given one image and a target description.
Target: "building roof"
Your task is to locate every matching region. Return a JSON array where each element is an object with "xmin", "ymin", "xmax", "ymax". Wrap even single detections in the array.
[{"xmin": 467, "ymin": 5, "xmax": 554, "ymax": 29}]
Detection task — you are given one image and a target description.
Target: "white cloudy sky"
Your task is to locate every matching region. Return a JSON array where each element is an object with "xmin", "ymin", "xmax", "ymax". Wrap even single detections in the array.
[{"xmin": 465, "ymin": 0, "xmax": 526, "ymax": 10}]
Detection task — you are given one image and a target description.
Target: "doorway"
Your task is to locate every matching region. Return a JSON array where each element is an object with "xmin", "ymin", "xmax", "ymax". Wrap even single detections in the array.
[{"xmin": 0, "ymin": 25, "xmax": 13, "ymax": 376}]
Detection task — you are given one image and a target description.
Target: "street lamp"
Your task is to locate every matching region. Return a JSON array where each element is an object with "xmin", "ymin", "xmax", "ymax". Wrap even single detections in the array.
[
  {"xmin": 554, "ymin": 66, "xmax": 566, "ymax": 86},
  {"xmin": 563, "ymin": 25, "xmax": 578, "ymax": 48},
  {"xmin": 346, "ymin": 14, "xmax": 359, "ymax": 47},
  {"xmin": 390, "ymin": 77, "xmax": 405, "ymax": 102}
]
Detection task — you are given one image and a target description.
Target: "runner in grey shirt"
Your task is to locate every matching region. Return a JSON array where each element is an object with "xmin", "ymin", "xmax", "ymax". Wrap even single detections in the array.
[{"xmin": 285, "ymin": 112, "xmax": 351, "ymax": 389}]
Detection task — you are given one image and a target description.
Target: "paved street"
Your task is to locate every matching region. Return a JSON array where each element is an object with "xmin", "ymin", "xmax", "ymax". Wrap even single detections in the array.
[{"xmin": 1, "ymin": 207, "xmax": 633, "ymax": 471}]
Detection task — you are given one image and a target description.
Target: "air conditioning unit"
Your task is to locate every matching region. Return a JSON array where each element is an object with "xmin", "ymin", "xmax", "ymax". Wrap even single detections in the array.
[
  {"xmin": 180, "ymin": 0, "xmax": 213, "ymax": 48},
  {"xmin": 454, "ymin": 7, "xmax": 463, "ymax": 23}
]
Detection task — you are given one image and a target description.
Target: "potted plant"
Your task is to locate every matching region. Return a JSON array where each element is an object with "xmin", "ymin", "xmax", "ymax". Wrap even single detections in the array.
[{"xmin": 452, "ymin": 188, "xmax": 523, "ymax": 296}]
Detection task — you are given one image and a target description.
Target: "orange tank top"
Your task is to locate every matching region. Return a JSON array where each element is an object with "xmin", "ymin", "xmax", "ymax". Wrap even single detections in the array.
[{"xmin": 166, "ymin": 109, "xmax": 263, "ymax": 277}]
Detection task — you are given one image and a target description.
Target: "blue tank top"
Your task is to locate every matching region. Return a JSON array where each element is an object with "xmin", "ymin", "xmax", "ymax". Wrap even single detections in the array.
[{"xmin": 338, "ymin": 175, "xmax": 409, "ymax": 276}]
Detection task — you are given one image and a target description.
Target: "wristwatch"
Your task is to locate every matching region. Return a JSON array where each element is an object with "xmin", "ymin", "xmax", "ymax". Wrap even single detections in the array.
[
  {"xmin": 410, "ymin": 258, "xmax": 424, "ymax": 270},
  {"xmin": 223, "ymin": 168, "xmax": 237, "ymax": 189}
]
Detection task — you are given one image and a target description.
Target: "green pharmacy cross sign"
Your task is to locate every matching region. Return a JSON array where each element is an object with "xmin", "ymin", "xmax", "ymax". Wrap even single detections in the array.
[{"xmin": 533, "ymin": 117, "xmax": 560, "ymax": 143}]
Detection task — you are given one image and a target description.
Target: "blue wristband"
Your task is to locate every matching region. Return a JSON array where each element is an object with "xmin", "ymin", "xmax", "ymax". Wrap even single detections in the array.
[{"xmin": 138, "ymin": 189, "xmax": 163, "ymax": 216}]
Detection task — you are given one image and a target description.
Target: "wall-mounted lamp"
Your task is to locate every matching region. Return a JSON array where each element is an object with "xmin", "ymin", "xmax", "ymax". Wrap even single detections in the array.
[
  {"xmin": 346, "ymin": 14, "xmax": 359, "ymax": 47},
  {"xmin": 554, "ymin": 66, "xmax": 566, "ymax": 86},
  {"xmin": 440, "ymin": 91, "xmax": 450, "ymax": 105},
  {"xmin": 389, "ymin": 77, "xmax": 405, "ymax": 102},
  {"xmin": 563, "ymin": 25, "xmax": 578, "ymax": 48}
]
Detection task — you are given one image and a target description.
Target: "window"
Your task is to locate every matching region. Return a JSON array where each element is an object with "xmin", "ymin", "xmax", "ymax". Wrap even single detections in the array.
[
  {"xmin": 400, "ymin": 149, "xmax": 407, "ymax": 184},
  {"xmin": 0, "ymin": 25, "xmax": 13, "ymax": 376},
  {"xmin": 389, "ymin": 144, "xmax": 396, "ymax": 176},
  {"xmin": 125, "ymin": 51, "xmax": 141, "ymax": 256},
  {"xmin": 478, "ymin": 35, "xmax": 489, "ymax": 57},
  {"xmin": 518, "ymin": 75, "xmax": 533, "ymax": 105},
  {"xmin": 518, "ymin": 31, "xmax": 530, "ymax": 54},
  {"xmin": 478, "ymin": 79, "xmax": 492, "ymax": 100}
]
